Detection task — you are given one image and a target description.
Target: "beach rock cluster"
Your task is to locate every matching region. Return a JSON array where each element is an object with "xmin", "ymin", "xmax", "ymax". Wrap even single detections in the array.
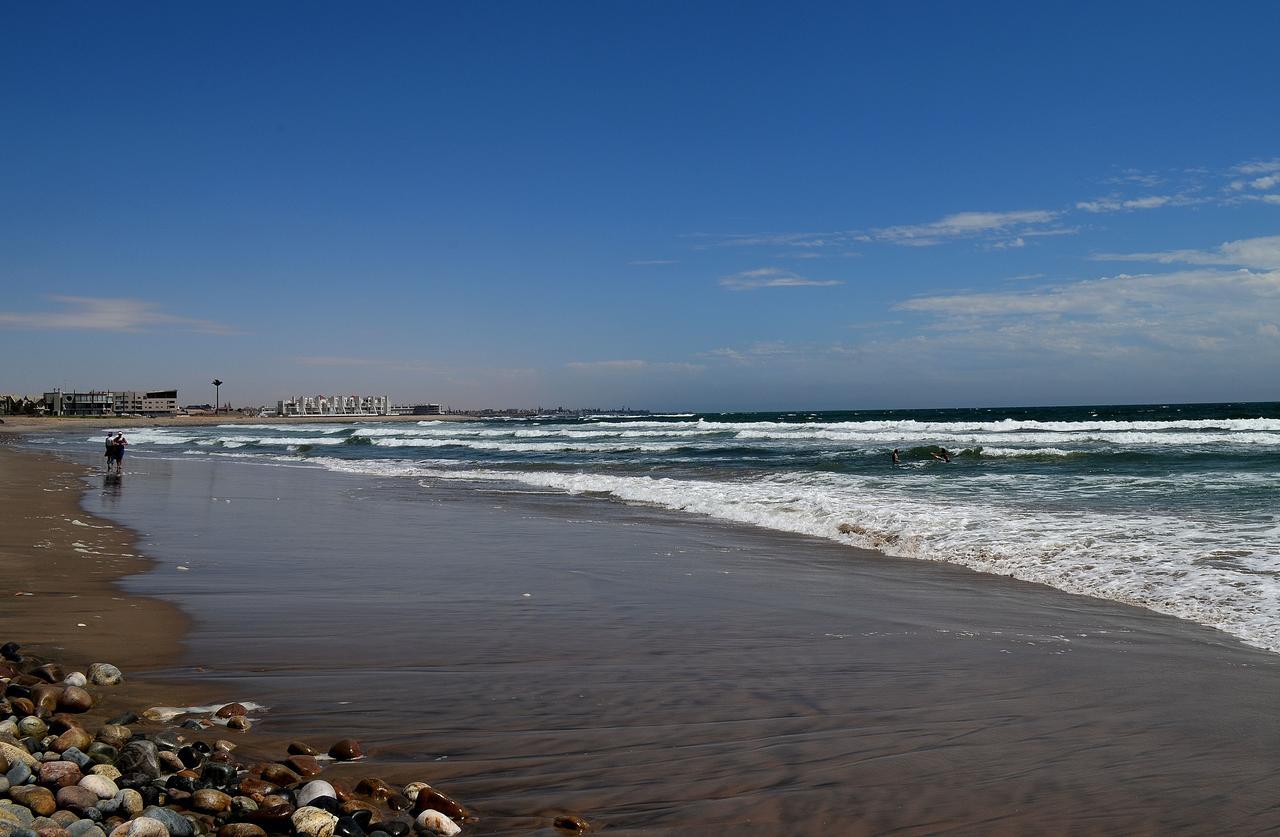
[{"xmin": 0, "ymin": 645, "xmax": 520, "ymax": 837}]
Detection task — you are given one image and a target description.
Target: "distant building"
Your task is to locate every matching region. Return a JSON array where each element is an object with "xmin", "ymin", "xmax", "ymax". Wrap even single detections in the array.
[
  {"xmin": 391, "ymin": 403, "xmax": 443, "ymax": 415},
  {"xmin": 277, "ymin": 394, "xmax": 391, "ymax": 417},
  {"xmin": 41, "ymin": 388, "xmax": 178, "ymax": 417},
  {"xmin": 114, "ymin": 390, "xmax": 179, "ymax": 416}
]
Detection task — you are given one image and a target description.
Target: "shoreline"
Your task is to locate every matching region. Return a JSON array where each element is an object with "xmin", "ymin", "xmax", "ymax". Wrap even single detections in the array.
[
  {"xmin": 0, "ymin": 414, "xmax": 476, "ymax": 433},
  {"xmin": 8, "ymin": 436, "xmax": 1280, "ymax": 833}
]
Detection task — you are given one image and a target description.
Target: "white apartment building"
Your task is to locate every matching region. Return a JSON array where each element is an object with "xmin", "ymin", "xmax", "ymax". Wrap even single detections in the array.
[{"xmin": 277, "ymin": 394, "xmax": 391, "ymax": 417}]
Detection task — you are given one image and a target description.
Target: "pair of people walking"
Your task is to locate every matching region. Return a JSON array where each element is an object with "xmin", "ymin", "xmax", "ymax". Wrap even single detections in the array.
[{"xmin": 104, "ymin": 432, "xmax": 127, "ymax": 474}]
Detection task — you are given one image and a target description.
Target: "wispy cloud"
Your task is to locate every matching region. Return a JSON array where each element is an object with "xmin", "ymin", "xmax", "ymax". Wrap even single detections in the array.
[
  {"xmin": 1075, "ymin": 195, "xmax": 1188, "ymax": 213},
  {"xmin": 565, "ymin": 359, "xmax": 704, "ymax": 373},
  {"xmin": 719, "ymin": 267, "xmax": 844, "ymax": 290},
  {"xmin": 1092, "ymin": 234, "xmax": 1280, "ymax": 271},
  {"xmin": 1232, "ymin": 159, "xmax": 1280, "ymax": 176},
  {"xmin": 871, "ymin": 209, "xmax": 1061, "ymax": 246},
  {"xmin": 0, "ymin": 296, "xmax": 237, "ymax": 334}
]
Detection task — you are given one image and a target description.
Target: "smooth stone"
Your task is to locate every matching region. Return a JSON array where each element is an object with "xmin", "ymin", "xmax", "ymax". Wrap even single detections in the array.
[
  {"xmin": 77, "ymin": 776, "xmax": 117, "ymax": 800},
  {"xmin": 213, "ymin": 741, "xmax": 235, "ymax": 754},
  {"xmin": 59, "ymin": 750, "xmax": 91, "ymax": 771},
  {"xmin": 0, "ymin": 777, "xmax": 9, "ymax": 794},
  {"xmin": 384, "ymin": 794, "xmax": 412, "ymax": 813},
  {"xmin": 149, "ymin": 733, "xmax": 180, "ymax": 753},
  {"xmin": 85, "ymin": 667, "xmax": 122, "ymax": 689},
  {"xmin": 0, "ymin": 804, "xmax": 34, "ymax": 826},
  {"xmin": 284, "ymin": 757, "xmax": 321, "ymax": 778},
  {"xmin": 411, "ymin": 811, "xmax": 458, "ymax": 837},
  {"xmin": 353, "ymin": 779, "xmax": 393, "ymax": 802},
  {"xmin": 38, "ymin": 828, "xmax": 71, "ymax": 837},
  {"xmin": 47, "ymin": 815, "xmax": 75, "ymax": 830},
  {"xmin": 28, "ymin": 819, "xmax": 59, "ymax": 833},
  {"xmin": 30, "ymin": 667, "xmax": 63, "ymax": 685},
  {"xmin": 93, "ymin": 727, "xmax": 130, "ymax": 750},
  {"xmin": 552, "ymin": 815, "xmax": 588, "ymax": 832},
  {"xmin": 326, "ymin": 741, "xmax": 362, "ymax": 762},
  {"xmin": 60, "ymin": 675, "xmax": 86, "ymax": 690},
  {"xmin": 65, "ymin": 823, "xmax": 104, "ymax": 837},
  {"xmin": 189, "ymin": 790, "xmax": 231, "ymax": 815},
  {"xmin": 55, "ymin": 690, "xmax": 91, "ymax": 715},
  {"xmin": 236, "ymin": 779, "xmax": 277, "ymax": 801},
  {"xmin": 399, "ymin": 784, "xmax": 427, "ymax": 803},
  {"xmin": 53, "ymin": 729, "xmax": 92, "ymax": 755},
  {"xmin": 7, "ymin": 762, "xmax": 33, "ymax": 786},
  {"xmin": 115, "ymin": 743, "xmax": 160, "ymax": 780},
  {"xmin": 9, "ymin": 700, "xmax": 36, "ymax": 719},
  {"xmin": 291, "ymin": 808, "xmax": 337, "ymax": 837},
  {"xmin": 118, "ymin": 789, "xmax": 144, "ymax": 818},
  {"xmin": 11, "ymin": 785, "xmax": 57, "ymax": 816},
  {"xmin": 53, "ymin": 786, "xmax": 97, "ymax": 815},
  {"xmin": 109, "ymin": 818, "xmax": 168, "ymax": 837},
  {"xmin": 18, "ymin": 719, "xmax": 47, "ymax": 739},
  {"xmin": 84, "ymin": 745, "xmax": 117, "ymax": 767},
  {"xmin": 295, "ymin": 782, "xmax": 336, "ymax": 810},
  {"xmin": 245, "ymin": 803, "xmax": 294, "ymax": 830},
  {"xmin": 212, "ymin": 705, "xmax": 244, "ymax": 720},
  {"xmin": 285, "ymin": 742, "xmax": 315, "ymax": 757},
  {"xmin": 157, "ymin": 753, "xmax": 184, "ymax": 774},
  {"xmin": 332, "ymin": 818, "xmax": 364, "ymax": 837},
  {"xmin": 225, "ymin": 717, "xmax": 250, "ymax": 732},
  {"xmin": 1, "ymin": 828, "xmax": 39, "ymax": 837},
  {"xmin": 229, "ymin": 798, "xmax": 258, "ymax": 819},
  {"xmin": 0, "ymin": 720, "xmax": 19, "ymax": 739},
  {"xmin": 257, "ymin": 765, "xmax": 298, "ymax": 787},
  {"xmin": 411, "ymin": 791, "xmax": 465, "ymax": 823},
  {"xmin": 198, "ymin": 763, "xmax": 235, "ymax": 790},
  {"xmin": 217, "ymin": 825, "xmax": 265, "ymax": 837},
  {"xmin": 88, "ymin": 766, "xmax": 120, "ymax": 781},
  {"xmin": 138, "ymin": 809, "xmax": 192, "ymax": 837},
  {"xmin": 0, "ymin": 742, "xmax": 38, "ymax": 770}
]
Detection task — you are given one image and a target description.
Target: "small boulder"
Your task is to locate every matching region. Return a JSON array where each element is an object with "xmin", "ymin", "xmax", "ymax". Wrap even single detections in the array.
[
  {"xmin": 296, "ymin": 782, "xmax": 337, "ymax": 809},
  {"xmin": 190, "ymin": 789, "xmax": 232, "ymax": 815},
  {"xmin": 52, "ymin": 786, "xmax": 97, "ymax": 816},
  {"xmin": 85, "ymin": 666, "xmax": 122, "ymax": 688},
  {"xmin": 76, "ymin": 775, "xmax": 117, "ymax": 800},
  {"xmin": 11, "ymin": 785, "xmax": 57, "ymax": 816},
  {"xmin": 36, "ymin": 762, "xmax": 81, "ymax": 789},
  {"xmin": 327, "ymin": 740, "xmax": 363, "ymax": 762},
  {"xmin": 412, "ymin": 811, "xmax": 459, "ymax": 837},
  {"xmin": 55, "ymin": 689, "xmax": 92, "ymax": 714},
  {"xmin": 291, "ymin": 807, "xmax": 337, "ymax": 837}
]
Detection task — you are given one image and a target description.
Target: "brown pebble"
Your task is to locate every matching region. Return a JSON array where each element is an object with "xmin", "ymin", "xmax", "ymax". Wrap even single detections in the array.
[
  {"xmin": 215, "ymin": 703, "xmax": 247, "ymax": 718},
  {"xmin": 215, "ymin": 739, "xmax": 237, "ymax": 753},
  {"xmin": 384, "ymin": 793, "xmax": 412, "ymax": 812},
  {"xmin": 284, "ymin": 755, "xmax": 323, "ymax": 778},
  {"xmin": 177, "ymin": 768, "xmax": 200, "ymax": 780},
  {"xmin": 36, "ymin": 827, "xmax": 71, "ymax": 837},
  {"xmin": 37, "ymin": 761, "xmax": 82, "ymax": 788},
  {"xmin": 46, "ymin": 713, "xmax": 85, "ymax": 734},
  {"xmin": 167, "ymin": 788, "xmax": 193, "ymax": 806},
  {"xmin": 238, "ymin": 778, "xmax": 279, "ymax": 802},
  {"xmin": 12, "ymin": 785, "xmax": 58, "ymax": 816},
  {"xmin": 260, "ymin": 794, "xmax": 292, "ymax": 809},
  {"xmin": 31, "ymin": 664, "xmax": 64, "ymax": 684},
  {"xmin": 246, "ymin": 802, "xmax": 295, "ymax": 829},
  {"xmin": 227, "ymin": 716, "xmax": 251, "ymax": 731},
  {"xmin": 219, "ymin": 824, "xmax": 268, "ymax": 837},
  {"xmin": 285, "ymin": 741, "xmax": 316, "ymax": 756},
  {"xmin": 10, "ymin": 696, "xmax": 35, "ymax": 716},
  {"xmin": 191, "ymin": 789, "xmax": 234, "ymax": 814},
  {"xmin": 554, "ymin": 814, "xmax": 590, "ymax": 832},
  {"xmin": 354, "ymin": 777, "xmax": 393, "ymax": 801},
  {"xmin": 413, "ymin": 789, "xmax": 466, "ymax": 822},
  {"xmin": 54, "ymin": 785, "xmax": 98, "ymax": 814},
  {"xmin": 338, "ymin": 800, "xmax": 379, "ymax": 818},
  {"xmin": 53, "ymin": 727, "xmax": 93, "ymax": 753},
  {"xmin": 327, "ymin": 739, "xmax": 363, "ymax": 761},
  {"xmin": 56, "ymin": 686, "xmax": 93, "ymax": 713},
  {"xmin": 95, "ymin": 724, "xmax": 132, "ymax": 748},
  {"xmin": 159, "ymin": 751, "xmax": 186, "ymax": 772},
  {"xmin": 259, "ymin": 764, "xmax": 300, "ymax": 786}
]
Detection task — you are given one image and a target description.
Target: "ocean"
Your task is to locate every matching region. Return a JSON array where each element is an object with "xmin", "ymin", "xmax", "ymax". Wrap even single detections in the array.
[{"xmin": 39, "ymin": 400, "xmax": 1280, "ymax": 654}]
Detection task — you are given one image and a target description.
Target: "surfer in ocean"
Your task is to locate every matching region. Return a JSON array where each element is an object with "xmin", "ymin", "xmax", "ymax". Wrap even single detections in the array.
[{"xmin": 930, "ymin": 447, "xmax": 951, "ymax": 463}]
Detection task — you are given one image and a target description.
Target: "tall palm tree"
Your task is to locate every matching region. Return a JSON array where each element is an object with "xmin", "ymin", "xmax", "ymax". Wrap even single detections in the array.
[{"xmin": 212, "ymin": 379, "xmax": 223, "ymax": 413}]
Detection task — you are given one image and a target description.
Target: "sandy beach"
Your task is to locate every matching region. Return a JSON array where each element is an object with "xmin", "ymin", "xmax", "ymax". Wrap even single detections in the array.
[{"xmin": 7, "ymin": 437, "xmax": 1275, "ymax": 835}]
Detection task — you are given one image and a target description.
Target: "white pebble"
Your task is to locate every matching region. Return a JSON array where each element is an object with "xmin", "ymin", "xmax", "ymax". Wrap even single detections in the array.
[{"xmin": 414, "ymin": 810, "xmax": 460, "ymax": 836}]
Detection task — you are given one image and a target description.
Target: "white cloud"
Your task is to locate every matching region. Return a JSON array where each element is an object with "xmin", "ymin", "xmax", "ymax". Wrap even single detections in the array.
[
  {"xmin": 872, "ymin": 209, "xmax": 1060, "ymax": 245},
  {"xmin": 1233, "ymin": 159, "xmax": 1280, "ymax": 175},
  {"xmin": 1092, "ymin": 234, "xmax": 1280, "ymax": 270},
  {"xmin": 565, "ymin": 359, "xmax": 704, "ymax": 373},
  {"xmin": 1250, "ymin": 175, "xmax": 1280, "ymax": 190},
  {"xmin": 1076, "ymin": 195, "xmax": 1179, "ymax": 213},
  {"xmin": 719, "ymin": 267, "xmax": 844, "ymax": 290},
  {"xmin": 0, "ymin": 296, "xmax": 236, "ymax": 334}
]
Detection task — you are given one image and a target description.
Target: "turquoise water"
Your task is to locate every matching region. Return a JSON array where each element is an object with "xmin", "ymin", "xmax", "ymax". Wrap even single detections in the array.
[{"xmin": 42, "ymin": 401, "xmax": 1280, "ymax": 652}]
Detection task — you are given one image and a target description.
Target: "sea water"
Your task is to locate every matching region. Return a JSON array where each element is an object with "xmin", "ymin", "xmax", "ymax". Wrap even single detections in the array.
[{"xmin": 42, "ymin": 401, "xmax": 1280, "ymax": 654}]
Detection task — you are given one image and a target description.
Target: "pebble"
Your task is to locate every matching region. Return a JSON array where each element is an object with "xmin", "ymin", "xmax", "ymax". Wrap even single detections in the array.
[
  {"xmin": 76, "ymin": 776, "xmax": 117, "ymax": 800},
  {"xmin": 411, "ymin": 811, "xmax": 459, "ymax": 837},
  {"xmin": 326, "ymin": 741, "xmax": 362, "ymax": 762},
  {"xmin": 58, "ymin": 749, "xmax": 91, "ymax": 771},
  {"xmin": 52, "ymin": 787, "xmax": 96, "ymax": 816},
  {"xmin": 285, "ymin": 743, "xmax": 315, "ymax": 757},
  {"xmin": 213, "ymin": 704, "xmax": 246, "ymax": 719},
  {"xmin": 92, "ymin": 728, "xmax": 130, "ymax": 751},
  {"xmin": 217, "ymin": 825, "xmax": 265, "ymax": 837},
  {"xmin": 107, "ymin": 817, "xmax": 167, "ymax": 837},
  {"xmin": 56, "ymin": 689, "xmax": 93, "ymax": 714},
  {"xmin": 0, "ymin": 746, "xmax": 37, "ymax": 772},
  {"xmin": 86, "ymin": 765, "xmax": 119, "ymax": 782},
  {"xmin": 290, "ymin": 808, "xmax": 337, "ymax": 837},
  {"xmin": 113, "ymin": 743, "xmax": 160, "ymax": 780},
  {"xmin": 16, "ymin": 720, "xmax": 46, "ymax": 741},
  {"xmin": 137, "ymin": 809, "xmax": 191, "ymax": 837},
  {"xmin": 226, "ymin": 717, "xmax": 250, "ymax": 732},
  {"xmin": 411, "ymin": 790, "xmax": 465, "ymax": 823},
  {"xmin": 295, "ymin": 782, "xmax": 336, "ymax": 809},
  {"xmin": 553, "ymin": 814, "xmax": 589, "ymax": 832},
  {"xmin": 65, "ymin": 823, "xmax": 104, "ymax": 837},
  {"xmin": 284, "ymin": 757, "xmax": 322, "ymax": 779},
  {"xmin": 10, "ymin": 786, "xmax": 56, "ymax": 816},
  {"xmin": 85, "ymin": 667, "xmax": 122, "ymax": 688},
  {"xmin": 189, "ymin": 790, "xmax": 232, "ymax": 815},
  {"xmin": 0, "ymin": 803, "xmax": 34, "ymax": 826},
  {"xmin": 52, "ymin": 729, "xmax": 92, "ymax": 754},
  {"xmin": 61, "ymin": 674, "xmax": 87, "ymax": 689}
]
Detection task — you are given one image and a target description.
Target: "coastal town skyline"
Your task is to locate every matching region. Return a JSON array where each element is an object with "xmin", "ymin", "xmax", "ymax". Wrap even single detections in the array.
[{"xmin": 3, "ymin": 3, "xmax": 1279, "ymax": 410}]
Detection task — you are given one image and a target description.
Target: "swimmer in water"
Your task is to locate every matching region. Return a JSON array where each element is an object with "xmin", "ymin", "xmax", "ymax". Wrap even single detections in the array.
[
  {"xmin": 891, "ymin": 448, "xmax": 901, "ymax": 465},
  {"xmin": 930, "ymin": 447, "xmax": 951, "ymax": 463}
]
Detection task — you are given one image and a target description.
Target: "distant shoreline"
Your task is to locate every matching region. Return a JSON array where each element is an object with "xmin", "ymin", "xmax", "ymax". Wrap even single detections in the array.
[{"xmin": 0, "ymin": 412, "xmax": 477, "ymax": 433}]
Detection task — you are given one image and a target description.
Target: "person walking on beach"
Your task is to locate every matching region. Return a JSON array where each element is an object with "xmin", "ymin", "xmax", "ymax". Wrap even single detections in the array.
[
  {"xmin": 109, "ymin": 432, "xmax": 127, "ymax": 474},
  {"xmin": 104, "ymin": 433, "xmax": 117, "ymax": 471}
]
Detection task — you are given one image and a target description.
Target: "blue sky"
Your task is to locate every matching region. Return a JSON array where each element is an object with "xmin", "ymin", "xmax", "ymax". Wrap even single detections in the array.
[{"xmin": 2, "ymin": 2, "xmax": 1278, "ymax": 410}]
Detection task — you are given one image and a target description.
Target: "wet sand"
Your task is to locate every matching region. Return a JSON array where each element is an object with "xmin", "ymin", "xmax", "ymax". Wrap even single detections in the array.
[{"xmin": 47, "ymin": 450, "xmax": 1280, "ymax": 835}]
